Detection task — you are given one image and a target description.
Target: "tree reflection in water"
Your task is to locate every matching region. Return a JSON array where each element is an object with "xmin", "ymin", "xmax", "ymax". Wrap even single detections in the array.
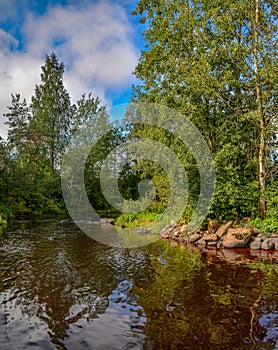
[{"xmin": 0, "ymin": 221, "xmax": 278, "ymax": 349}]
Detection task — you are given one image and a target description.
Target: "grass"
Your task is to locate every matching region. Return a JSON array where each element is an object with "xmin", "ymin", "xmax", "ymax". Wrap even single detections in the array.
[
  {"xmin": 0, "ymin": 215, "xmax": 7, "ymax": 226},
  {"xmin": 0, "ymin": 205, "xmax": 13, "ymax": 225},
  {"xmin": 115, "ymin": 211, "xmax": 161, "ymax": 228}
]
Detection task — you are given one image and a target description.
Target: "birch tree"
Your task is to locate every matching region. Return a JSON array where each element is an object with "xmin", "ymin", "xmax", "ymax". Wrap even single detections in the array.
[{"xmin": 132, "ymin": 0, "xmax": 278, "ymax": 219}]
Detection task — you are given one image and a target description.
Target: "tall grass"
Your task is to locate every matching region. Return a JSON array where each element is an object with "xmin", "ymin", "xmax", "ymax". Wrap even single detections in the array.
[{"xmin": 115, "ymin": 211, "xmax": 161, "ymax": 228}]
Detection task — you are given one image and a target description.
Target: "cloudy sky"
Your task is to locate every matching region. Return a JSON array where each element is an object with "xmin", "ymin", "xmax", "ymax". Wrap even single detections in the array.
[{"xmin": 0, "ymin": 0, "xmax": 144, "ymax": 138}]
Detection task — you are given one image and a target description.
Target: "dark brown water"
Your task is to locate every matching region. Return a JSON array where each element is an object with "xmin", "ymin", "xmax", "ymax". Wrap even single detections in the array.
[{"xmin": 1, "ymin": 221, "xmax": 278, "ymax": 350}]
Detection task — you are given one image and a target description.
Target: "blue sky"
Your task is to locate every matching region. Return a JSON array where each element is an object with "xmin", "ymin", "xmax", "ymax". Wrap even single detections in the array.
[{"xmin": 0, "ymin": 0, "xmax": 144, "ymax": 138}]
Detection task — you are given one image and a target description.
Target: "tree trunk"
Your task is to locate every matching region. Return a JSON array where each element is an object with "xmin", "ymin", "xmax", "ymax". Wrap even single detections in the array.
[{"xmin": 253, "ymin": 0, "xmax": 266, "ymax": 219}]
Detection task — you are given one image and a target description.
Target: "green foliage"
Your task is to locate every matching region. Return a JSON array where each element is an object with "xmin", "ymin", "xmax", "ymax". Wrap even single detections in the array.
[
  {"xmin": 115, "ymin": 211, "xmax": 161, "ymax": 228},
  {"xmin": 44, "ymin": 199, "xmax": 65, "ymax": 215},
  {"xmin": 248, "ymin": 181, "xmax": 278, "ymax": 235},
  {"xmin": 2, "ymin": 53, "xmax": 111, "ymax": 218},
  {"xmin": 265, "ymin": 182, "xmax": 278, "ymax": 218},
  {"xmin": 31, "ymin": 52, "xmax": 73, "ymax": 170},
  {"xmin": 0, "ymin": 215, "xmax": 7, "ymax": 226},
  {"xmin": 1, "ymin": 10, "xmax": 277, "ymax": 230},
  {"xmin": 0, "ymin": 205, "xmax": 13, "ymax": 220},
  {"xmin": 249, "ymin": 260, "xmax": 278, "ymax": 298},
  {"xmin": 0, "ymin": 203, "xmax": 9, "ymax": 225},
  {"xmin": 4, "ymin": 93, "xmax": 31, "ymax": 157},
  {"xmin": 248, "ymin": 217, "xmax": 278, "ymax": 236},
  {"xmin": 132, "ymin": 0, "xmax": 277, "ymax": 224},
  {"xmin": 211, "ymin": 176, "xmax": 259, "ymax": 221},
  {"xmin": 250, "ymin": 260, "xmax": 278, "ymax": 276}
]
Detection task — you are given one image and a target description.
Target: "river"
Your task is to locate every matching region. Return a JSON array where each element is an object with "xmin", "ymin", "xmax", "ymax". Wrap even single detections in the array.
[{"xmin": 0, "ymin": 220, "xmax": 278, "ymax": 350}]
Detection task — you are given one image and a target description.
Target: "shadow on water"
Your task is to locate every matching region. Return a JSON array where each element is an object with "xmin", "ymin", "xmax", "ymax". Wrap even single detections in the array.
[{"xmin": 0, "ymin": 220, "xmax": 278, "ymax": 349}]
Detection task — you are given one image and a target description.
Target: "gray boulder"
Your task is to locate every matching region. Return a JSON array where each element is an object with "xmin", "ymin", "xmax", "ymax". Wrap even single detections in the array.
[
  {"xmin": 250, "ymin": 237, "xmax": 262, "ymax": 250},
  {"xmin": 261, "ymin": 238, "xmax": 278, "ymax": 250}
]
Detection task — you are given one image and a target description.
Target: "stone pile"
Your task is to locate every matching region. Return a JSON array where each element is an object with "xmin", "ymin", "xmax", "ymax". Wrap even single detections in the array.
[{"xmin": 160, "ymin": 219, "xmax": 278, "ymax": 251}]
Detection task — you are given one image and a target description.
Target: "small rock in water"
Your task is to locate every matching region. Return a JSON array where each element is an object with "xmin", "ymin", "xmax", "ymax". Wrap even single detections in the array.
[
  {"xmin": 189, "ymin": 233, "xmax": 202, "ymax": 243},
  {"xmin": 59, "ymin": 219, "xmax": 72, "ymax": 224},
  {"xmin": 207, "ymin": 241, "xmax": 217, "ymax": 246},
  {"xmin": 159, "ymin": 227, "xmax": 174, "ymax": 237},
  {"xmin": 250, "ymin": 237, "xmax": 262, "ymax": 250},
  {"xmin": 134, "ymin": 228, "xmax": 151, "ymax": 235},
  {"xmin": 87, "ymin": 220, "xmax": 100, "ymax": 225},
  {"xmin": 100, "ymin": 218, "xmax": 115, "ymax": 225},
  {"xmin": 197, "ymin": 239, "xmax": 207, "ymax": 246},
  {"xmin": 217, "ymin": 241, "xmax": 224, "ymax": 248}
]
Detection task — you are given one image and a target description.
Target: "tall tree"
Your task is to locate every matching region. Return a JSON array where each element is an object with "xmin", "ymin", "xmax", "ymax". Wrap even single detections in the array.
[
  {"xmin": 132, "ymin": 0, "xmax": 278, "ymax": 220},
  {"xmin": 31, "ymin": 52, "xmax": 72, "ymax": 170},
  {"xmin": 4, "ymin": 93, "xmax": 31, "ymax": 157},
  {"xmin": 68, "ymin": 93, "xmax": 124, "ymax": 211},
  {"xmin": 250, "ymin": 0, "xmax": 278, "ymax": 218},
  {"xmin": 0, "ymin": 137, "xmax": 8, "ymax": 206}
]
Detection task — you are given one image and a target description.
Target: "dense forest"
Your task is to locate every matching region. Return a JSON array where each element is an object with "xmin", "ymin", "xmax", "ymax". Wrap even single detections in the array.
[
  {"xmin": 0, "ymin": 0, "xmax": 277, "ymax": 232},
  {"xmin": 0, "ymin": 53, "xmax": 119, "ymax": 220}
]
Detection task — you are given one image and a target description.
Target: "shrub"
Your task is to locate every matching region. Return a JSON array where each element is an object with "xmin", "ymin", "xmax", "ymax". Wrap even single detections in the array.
[{"xmin": 248, "ymin": 217, "xmax": 278, "ymax": 236}]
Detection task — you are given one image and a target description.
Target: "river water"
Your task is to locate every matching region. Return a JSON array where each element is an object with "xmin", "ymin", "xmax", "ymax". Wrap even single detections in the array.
[{"xmin": 1, "ymin": 220, "xmax": 278, "ymax": 350}]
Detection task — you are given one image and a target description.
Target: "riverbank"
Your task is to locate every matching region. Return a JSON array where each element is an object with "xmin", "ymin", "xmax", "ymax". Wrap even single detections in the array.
[{"xmin": 159, "ymin": 219, "xmax": 278, "ymax": 252}]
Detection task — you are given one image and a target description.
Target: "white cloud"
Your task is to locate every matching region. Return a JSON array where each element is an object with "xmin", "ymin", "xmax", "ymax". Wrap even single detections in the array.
[
  {"xmin": 0, "ymin": 49, "xmax": 42, "ymax": 139},
  {"xmin": 0, "ymin": 0, "xmax": 28, "ymax": 22},
  {"xmin": 0, "ymin": 1, "xmax": 138, "ymax": 139},
  {"xmin": 0, "ymin": 28, "xmax": 19, "ymax": 51}
]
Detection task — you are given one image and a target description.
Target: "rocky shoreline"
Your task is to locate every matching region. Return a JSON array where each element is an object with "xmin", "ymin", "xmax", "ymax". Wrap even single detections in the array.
[
  {"xmin": 59, "ymin": 217, "xmax": 278, "ymax": 256},
  {"xmin": 159, "ymin": 219, "xmax": 278, "ymax": 251}
]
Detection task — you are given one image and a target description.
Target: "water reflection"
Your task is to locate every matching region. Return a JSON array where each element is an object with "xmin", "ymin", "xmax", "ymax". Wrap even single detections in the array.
[{"xmin": 0, "ymin": 221, "xmax": 278, "ymax": 349}]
